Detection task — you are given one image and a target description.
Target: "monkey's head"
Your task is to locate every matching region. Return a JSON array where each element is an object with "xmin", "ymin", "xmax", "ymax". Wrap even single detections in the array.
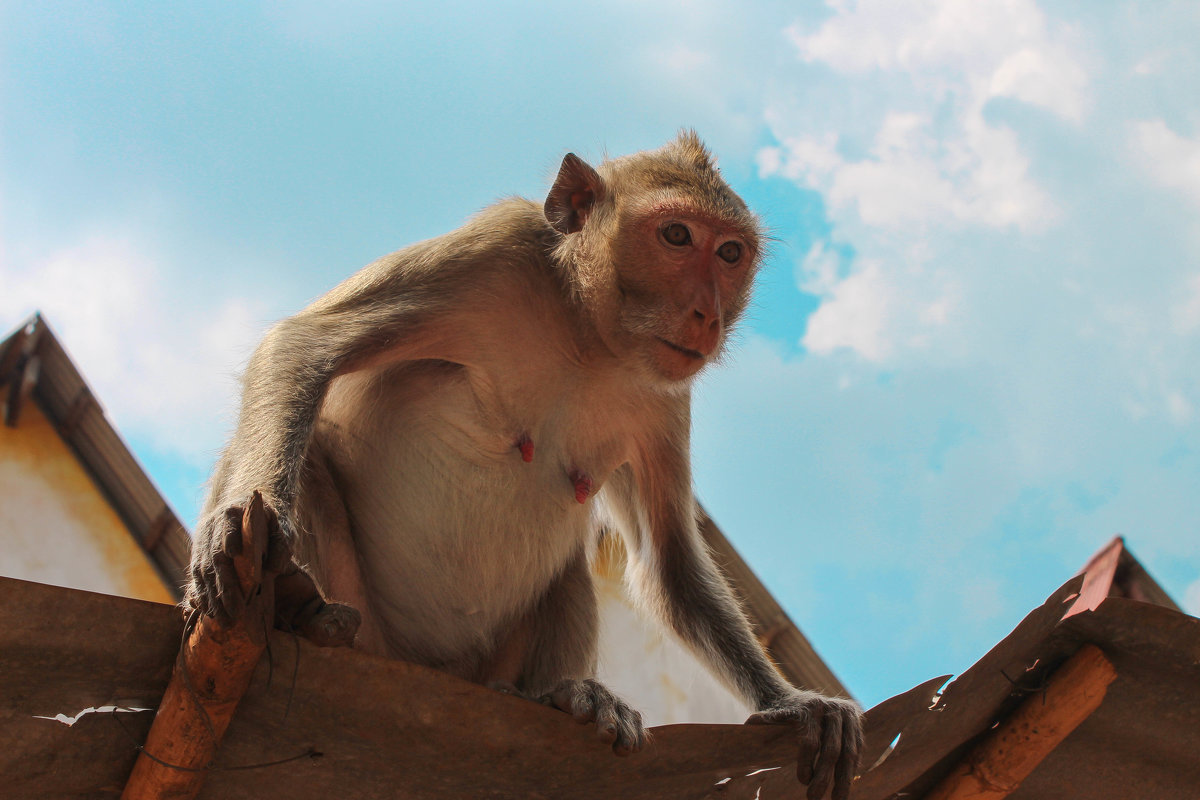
[{"xmin": 546, "ymin": 131, "xmax": 763, "ymax": 384}]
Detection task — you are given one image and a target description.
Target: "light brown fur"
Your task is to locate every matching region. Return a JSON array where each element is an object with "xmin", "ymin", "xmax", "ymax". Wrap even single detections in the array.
[{"xmin": 189, "ymin": 132, "xmax": 862, "ymax": 795}]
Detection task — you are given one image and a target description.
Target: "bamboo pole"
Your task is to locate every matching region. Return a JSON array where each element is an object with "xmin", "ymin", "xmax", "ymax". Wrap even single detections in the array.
[
  {"xmin": 924, "ymin": 643, "xmax": 1117, "ymax": 800},
  {"xmin": 121, "ymin": 492, "xmax": 275, "ymax": 800}
]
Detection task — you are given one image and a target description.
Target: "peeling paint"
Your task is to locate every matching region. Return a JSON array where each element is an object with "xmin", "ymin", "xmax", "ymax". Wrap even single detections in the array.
[{"xmin": 34, "ymin": 705, "xmax": 152, "ymax": 727}]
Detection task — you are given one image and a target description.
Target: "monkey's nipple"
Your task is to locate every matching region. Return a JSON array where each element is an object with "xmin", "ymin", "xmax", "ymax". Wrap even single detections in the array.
[
  {"xmin": 570, "ymin": 470, "xmax": 593, "ymax": 504},
  {"xmin": 515, "ymin": 435, "xmax": 535, "ymax": 463}
]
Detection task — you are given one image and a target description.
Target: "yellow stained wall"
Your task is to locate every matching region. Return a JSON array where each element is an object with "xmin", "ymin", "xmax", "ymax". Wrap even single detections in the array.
[
  {"xmin": 593, "ymin": 535, "xmax": 751, "ymax": 725},
  {"xmin": 0, "ymin": 401, "xmax": 174, "ymax": 604}
]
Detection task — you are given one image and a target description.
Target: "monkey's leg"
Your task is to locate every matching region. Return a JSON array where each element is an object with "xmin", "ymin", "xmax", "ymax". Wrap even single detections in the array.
[
  {"xmin": 509, "ymin": 548, "xmax": 646, "ymax": 756},
  {"xmin": 289, "ymin": 438, "xmax": 387, "ymax": 655}
]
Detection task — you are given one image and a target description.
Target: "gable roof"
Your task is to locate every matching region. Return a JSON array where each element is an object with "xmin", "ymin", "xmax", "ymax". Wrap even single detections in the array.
[{"xmin": 0, "ymin": 313, "xmax": 191, "ymax": 599}]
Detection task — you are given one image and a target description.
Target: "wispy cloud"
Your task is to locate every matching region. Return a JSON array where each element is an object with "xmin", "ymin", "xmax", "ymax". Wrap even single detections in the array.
[
  {"xmin": 732, "ymin": 0, "xmax": 1200, "ymax": 696},
  {"xmin": 1130, "ymin": 119, "xmax": 1200, "ymax": 208},
  {"xmin": 787, "ymin": 0, "xmax": 1089, "ymax": 121},
  {"xmin": 1186, "ymin": 579, "xmax": 1200, "ymax": 617},
  {"xmin": 0, "ymin": 232, "xmax": 266, "ymax": 466}
]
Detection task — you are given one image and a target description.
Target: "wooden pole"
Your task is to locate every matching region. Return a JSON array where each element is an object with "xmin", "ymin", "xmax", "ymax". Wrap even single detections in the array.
[
  {"xmin": 924, "ymin": 643, "xmax": 1117, "ymax": 800},
  {"xmin": 121, "ymin": 492, "xmax": 274, "ymax": 800}
]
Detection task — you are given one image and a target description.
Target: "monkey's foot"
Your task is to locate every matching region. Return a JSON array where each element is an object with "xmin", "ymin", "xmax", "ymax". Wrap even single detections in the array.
[
  {"xmin": 540, "ymin": 678, "xmax": 646, "ymax": 756},
  {"xmin": 746, "ymin": 691, "xmax": 863, "ymax": 800},
  {"xmin": 286, "ymin": 598, "xmax": 361, "ymax": 647},
  {"xmin": 273, "ymin": 561, "xmax": 361, "ymax": 647}
]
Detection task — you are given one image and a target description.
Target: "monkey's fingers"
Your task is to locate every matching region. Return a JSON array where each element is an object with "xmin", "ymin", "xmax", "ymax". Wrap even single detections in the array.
[
  {"xmin": 548, "ymin": 680, "xmax": 596, "ymax": 725},
  {"xmin": 263, "ymin": 503, "xmax": 292, "ymax": 574},
  {"xmin": 832, "ymin": 707, "xmax": 864, "ymax": 800},
  {"xmin": 794, "ymin": 704, "xmax": 824, "ymax": 789},
  {"xmin": 221, "ymin": 506, "xmax": 245, "ymax": 555},
  {"xmin": 544, "ymin": 679, "xmax": 645, "ymax": 756},
  {"xmin": 746, "ymin": 699, "xmax": 818, "ymax": 776},
  {"xmin": 210, "ymin": 551, "xmax": 246, "ymax": 625},
  {"xmin": 611, "ymin": 705, "xmax": 646, "ymax": 756},
  {"xmin": 806, "ymin": 706, "xmax": 843, "ymax": 800}
]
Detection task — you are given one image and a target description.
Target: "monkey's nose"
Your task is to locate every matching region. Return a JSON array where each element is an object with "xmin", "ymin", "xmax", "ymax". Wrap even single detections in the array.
[{"xmin": 684, "ymin": 308, "xmax": 721, "ymax": 356}]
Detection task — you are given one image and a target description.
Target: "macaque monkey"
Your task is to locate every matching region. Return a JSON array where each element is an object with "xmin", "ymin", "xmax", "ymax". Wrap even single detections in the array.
[{"xmin": 188, "ymin": 132, "xmax": 862, "ymax": 799}]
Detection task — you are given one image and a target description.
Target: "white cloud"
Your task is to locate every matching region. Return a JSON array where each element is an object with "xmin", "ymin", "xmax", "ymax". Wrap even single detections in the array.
[
  {"xmin": 758, "ymin": 0, "xmax": 1104, "ymax": 367},
  {"xmin": 765, "ymin": 0, "xmax": 1086, "ymax": 234},
  {"xmin": 1174, "ymin": 275, "xmax": 1200, "ymax": 336},
  {"xmin": 760, "ymin": 112, "xmax": 1054, "ymax": 232},
  {"xmin": 989, "ymin": 46, "xmax": 1088, "ymax": 123},
  {"xmin": 789, "ymin": 0, "xmax": 1088, "ymax": 120},
  {"xmin": 796, "ymin": 241, "xmax": 842, "ymax": 295},
  {"xmin": 798, "ymin": 254, "xmax": 960, "ymax": 362},
  {"xmin": 757, "ymin": 134, "xmax": 840, "ymax": 185},
  {"xmin": 1185, "ymin": 579, "xmax": 1200, "ymax": 617},
  {"xmin": 1130, "ymin": 119, "xmax": 1200, "ymax": 207},
  {"xmin": 653, "ymin": 43, "xmax": 710, "ymax": 74},
  {"xmin": 1167, "ymin": 392, "xmax": 1193, "ymax": 425},
  {"xmin": 1132, "ymin": 51, "xmax": 1168, "ymax": 77},
  {"xmin": 0, "ymin": 233, "xmax": 266, "ymax": 465},
  {"xmin": 802, "ymin": 262, "xmax": 895, "ymax": 361}
]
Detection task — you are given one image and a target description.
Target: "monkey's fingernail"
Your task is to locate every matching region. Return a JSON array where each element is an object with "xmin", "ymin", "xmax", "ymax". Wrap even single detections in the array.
[
  {"xmin": 516, "ymin": 435, "xmax": 535, "ymax": 463},
  {"xmin": 570, "ymin": 471, "xmax": 593, "ymax": 503}
]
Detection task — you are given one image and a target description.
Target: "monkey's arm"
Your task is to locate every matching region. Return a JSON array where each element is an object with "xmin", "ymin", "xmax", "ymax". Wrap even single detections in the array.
[
  {"xmin": 189, "ymin": 248, "xmax": 477, "ymax": 622},
  {"xmin": 612, "ymin": 429, "xmax": 863, "ymax": 800}
]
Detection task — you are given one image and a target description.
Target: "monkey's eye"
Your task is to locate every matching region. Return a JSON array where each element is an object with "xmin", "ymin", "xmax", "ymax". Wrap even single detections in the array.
[
  {"xmin": 717, "ymin": 241, "xmax": 742, "ymax": 264},
  {"xmin": 662, "ymin": 223, "xmax": 692, "ymax": 247}
]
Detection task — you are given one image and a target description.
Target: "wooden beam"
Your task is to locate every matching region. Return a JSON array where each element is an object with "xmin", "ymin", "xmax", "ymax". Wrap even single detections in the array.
[
  {"xmin": 924, "ymin": 644, "xmax": 1116, "ymax": 800},
  {"xmin": 142, "ymin": 508, "xmax": 174, "ymax": 553},
  {"xmin": 4, "ymin": 353, "xmax": 40, "ymax": 427},
  {"xmin": 0, "ymin": 318, "xmax": 33, "ymax": 387},
  {"xmin": 121, "ymin": 493, "xmax": 275, "ymax": 800},
  {"xmin": 2, "ymin": 317, "xmax": 44, "ymax": 427},
  {"xmin": 60, "ymin": 385, "xmax": 96, "ymax": 436}
]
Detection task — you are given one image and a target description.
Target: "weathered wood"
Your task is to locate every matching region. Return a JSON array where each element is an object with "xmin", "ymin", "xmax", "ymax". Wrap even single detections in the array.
[
  {"xmin": 1, "ymin": 316, "xmax": 42, "ymax": 427},
  {"xmin": 59, "ymin": 386, "xmax": 95, "ymax": 437},
  {"xmin": 4, "ymin": 576, "xmax": 1199, "ymax": 799},
  {"xmin": 141, "ymin": 508, "xmax": 174, "ymax": 554},
  {"xmin": 120, "ymin": 493, "xmax": 274, "ymax": 800},
  {"xmin": 924, "ymin": 644, "xmax": 1117, "ymax": 800},
  {"xmin": 1, "ymin": 575, "xmax": 801, "ymax": 800}
]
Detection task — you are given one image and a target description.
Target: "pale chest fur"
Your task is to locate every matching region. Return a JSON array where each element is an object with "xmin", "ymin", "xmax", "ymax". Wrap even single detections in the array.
[{"xmin": 313, "ymin": 316, "xmax": 650, "ymax": 666}]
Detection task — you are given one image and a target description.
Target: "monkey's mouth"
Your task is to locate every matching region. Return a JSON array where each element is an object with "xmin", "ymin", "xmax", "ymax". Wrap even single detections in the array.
[{"xmin": 656, "ymin": 337, "xmax": 705, "ymax": 361}]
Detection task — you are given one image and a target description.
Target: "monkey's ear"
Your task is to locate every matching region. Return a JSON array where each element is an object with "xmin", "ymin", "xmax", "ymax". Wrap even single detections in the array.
[{"xmin": 545, "ymin": 153, "xmax": 605, "ymax": 235}]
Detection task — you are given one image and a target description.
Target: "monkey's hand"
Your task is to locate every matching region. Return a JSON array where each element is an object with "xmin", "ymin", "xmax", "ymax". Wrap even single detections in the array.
[
  {"xmin": 746, "ymin": 690, "xmax": 863, "ymax": 800},
  {"xmin": 540, "ymin": 678, "xmax": 647, "ymax": 756},
  {"xmin": 185, "ymin": 497, "xmax": 291, "ymax": 626},
  {"xmin": 187, "ymin": 497, "xmax": 361, "ymax": 647}
]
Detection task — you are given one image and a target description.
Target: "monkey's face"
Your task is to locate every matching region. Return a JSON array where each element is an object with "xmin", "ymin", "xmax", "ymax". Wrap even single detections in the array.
[{"xmin": 611, "ymin": 202, "xmax": 758, "ymax": 383}]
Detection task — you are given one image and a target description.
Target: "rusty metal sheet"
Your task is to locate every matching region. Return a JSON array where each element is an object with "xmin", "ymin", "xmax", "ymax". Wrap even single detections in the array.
[
  {"xmin": 1010, "ymin": 599, "xmax": 1200, "ymax": 800},
  {"xmin": 848, "ymin": 582, "xmax": 1200, "ymax": 800},
  {"xmin": 7, "ymin": 573, "xmax": 1198, "ymax": 800},
  {"xmin": 0, "ymin": 577, "xmax": 801, "ymax": 800},
  {"xmin": 848, "ymin": 577, "xmax": 1085, "ymax": 799}
]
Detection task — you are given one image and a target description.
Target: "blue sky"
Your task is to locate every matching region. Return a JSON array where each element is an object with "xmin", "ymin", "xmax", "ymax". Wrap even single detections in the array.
[{"xmin": 3, "ymin": 0, "xmax": 1198, "ymax": 708}]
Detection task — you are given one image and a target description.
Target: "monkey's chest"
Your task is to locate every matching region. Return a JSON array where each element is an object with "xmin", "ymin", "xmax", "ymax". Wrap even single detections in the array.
[{"xmin": 318, "ymin": 361, "xmax": 627, "ymax": 651}]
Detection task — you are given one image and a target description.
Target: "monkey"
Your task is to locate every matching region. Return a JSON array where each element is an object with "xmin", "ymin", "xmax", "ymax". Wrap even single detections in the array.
[{"xmin": 187, "ymin": 132, "xmax": 862, "ymax": 799}]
